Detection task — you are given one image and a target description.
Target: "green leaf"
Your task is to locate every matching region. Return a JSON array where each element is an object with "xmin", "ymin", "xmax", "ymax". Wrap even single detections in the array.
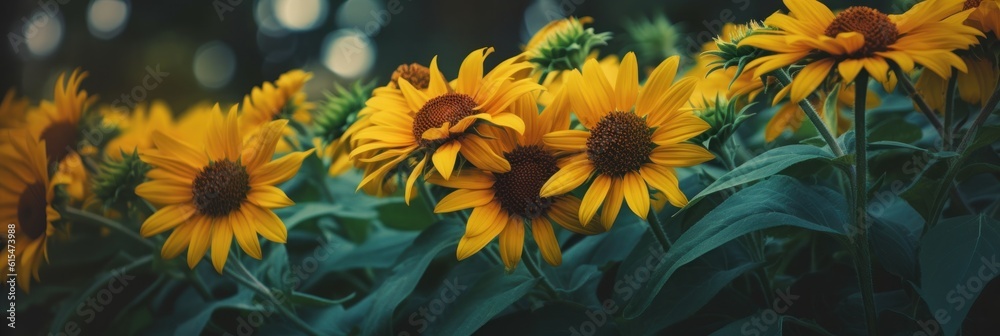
[
  {"xmin": 423, "ymin": 268, "xmax": 538, "ymax": 335},
  {"xmin": 290, "ymin": 291, "xmax": 356, "ymax": 307},
  {"xmin": 918, "ymin": 214, "xmax": 1000, "ymax": 336},
  {"xmin": 822, "ymin": 83, "xmax": 841, "ymax": 133},
  {"xmin": 683, "ymin": 145, "xmax": 836, "ymax": 210},
  {"xmin": 957, "ymin": 163, "xmax": 1000, "ymax": 182},
  {"xmin": 709, "ymin": 314, "xmax": 788, "ymax": 336},
  {"xmin": 276, "ymin": 202, "xmax": 378, "ymax": 230},
  {"xmin": 361, "ymin": 220, "xmax": 464, "ymax": 335},
  {"xmin": 869, "ymin": 117, "xmax": 922, "ymax": 143},
  {"xmin": 963, "ymin": 125, "xmax": 1000, "ymax": 155},
  {"xmin": 619, "ymin": 234, "xmax": 760, "ymax": 333},
  {"xmin": 869, "ymin": 140, "xmax": 927, "ymax": 152},
  {"xmin": 624, "ymin": 176, "xmax": 847, "ymax": 317},
  {"xmin": 378, "ymin": 195, "xmax": 435, "ymax": 231},
  {"xmin": 869, "ymin": 200, "xmax": 923, "ymax": 282}
]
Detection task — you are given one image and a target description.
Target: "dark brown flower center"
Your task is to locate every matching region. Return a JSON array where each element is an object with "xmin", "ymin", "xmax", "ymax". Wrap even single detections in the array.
[
  {"xmin": 40, "ymin": 121, "xmax": 79, "ymax": 164},
  {"xmin": 965, "ymin": 0, "xmax": 983, "ymax": 10},
  {"xmin": 492, "ymin": 145, "xmax": 559, "ymax": 219},
  {"xmin": 17, "ymin": 182, "xmax": 48, "ymax": 239},
  {"xmin": 192, "ymin": 159, "xmax": 250, "ymax": 217},
  {"xmin": 412, "ymin": 93, "xmax": 478, "ymax": 148},
  {"xmin": 587, "ymin": 111, "xmax": 653, "ymax": 177},
  {"xmin": 391, "ymin": 63, "xmax": 431, "ymax": 90},
  {"xmin": 824, "ymin": 7, "xmax": 899, "ymax": 57}
]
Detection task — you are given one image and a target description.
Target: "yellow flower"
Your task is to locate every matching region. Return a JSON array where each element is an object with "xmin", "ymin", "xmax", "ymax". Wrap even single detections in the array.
[
  {"xmin": 541, "ymin": 53, "xmax": 714, "ymax": 229},
  {"xmin": 0, "ymin": 89, "xmax": 29, "ymax": 129},
  {"xmin": 136, "ymin": 105, "xmax": 314, "ymax": 273},
  {"xmin": 429, "ymin": 89, "xmax": 605, "ymax": 270},
  {"xmin": 0, "ymin": 130, "xmax": 60, "ymax": 292},
  {"xmin": 538, "ymin": 54, "xmax": 619, "ymax": 107},
  {"xmin": 916, "ymin": 56, "xmax": 999, "ymax": 111},
  {"xmin": 27, "ymin": 69, "xmax": 94, "ymax": 202},
  {"xmin": 966, "ymin": 0, "xmax": 1000, "ymax": 38},
  {"xmin": 102, "ymin": 101, "xmax": 177, "ymax": 159},
  {"xmin": 239, "ymin": 70, "xmax": 314, "ymax": 153},
  {"xmin": 350, "ymin": 48, "xmax": 541, "ymax": 203},
  {"xmin": 741, "ymin": 0, "xmax": 984, "ymax": 103}
]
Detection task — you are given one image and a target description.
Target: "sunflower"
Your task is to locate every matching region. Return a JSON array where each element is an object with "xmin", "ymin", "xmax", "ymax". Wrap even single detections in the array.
[
  {"xmin": 429, "ymin": 90, "xmax": 605, "ymax": 269},
  {"xmin": 102, "ymin": 101, "xmax": 177, "ymax": 159},
  {"xmin": 238, "ymin": 70, "xmax": 314, "ymax": 153},
  {"xmin": 0, "ymin": 89, "xmax": 29, "ymax": 129},
  {"xmin": 27, "ymin": 70, "xmax": 94, "ymax": 202},
  {"xmin": 0, "ymin": 131, "xmax": 59, "ymax": 292},
  {"xmin": 540, "ymin": 53, "xmax": 714, "ymax": 228},
  {"xmin": 136, "ymin": 105, "xmax": 314, "ymax": 273},
  {"xmin": 350, "ymin": 48, "xmax": 540, "ymax": 203},
  {"xmin": 741, "ymin": 0, "xmax": 984, "ymax": 103},
  {"xmin": 966, "ymin": 0, "xmax": 1000, "ymax": 38},
  {"xmin": 537, "ymin": 54, "xmax": 620, "ymax": 107}
]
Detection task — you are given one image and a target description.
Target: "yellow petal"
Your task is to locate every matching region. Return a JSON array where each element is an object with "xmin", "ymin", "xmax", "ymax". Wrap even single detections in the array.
[
  {"xmin": 637, "ymin": 56, "xmax": 680, "ymax": 115},
  {"xmin": 432, "ymin": 141, "xmax": 462, "ymax": 180},
  {"xmin": 246, "ymin": 204, "xmax": 288, "ymax": 243},
  {"xmin": 405, "ymin": 157, "xmax": 428, "ymax": 205},
  {"xmin": 499, "ymin": 219, "xmax": 524, "ymax": 270},
  {"xmin": 548, "ymin": 196, "xmax": 605, "ymax": 235},
  {"xmin": 623, "ymin": 172, "xmax": 650, "ymax": 220},
  {"xmin": 162, "ymin": 221, "xmax": 195, "ymax": 259},
  {"xmin": 579, "ymin": 174, "xmax": 610, "ymax": 225},
  {"xmin": 457, "ymin": 206, "xmax": 506, "ymax": 260},
  {"xmin": 542, "ymin": 130, "xmax": 590, "ymax": 151},
  {"xmin": 427, "ymin": 56, "xmax": 449, "ymax": 96},
  {"xmin": 210, "ymin": 219, "xmax": 234, "ymax": 273},
  {"xmin": 242, "ymin": 119, "xmax": 288, "ymax": 171},
  {"xmin": 435, "ymin": 189, "xmax": 496, "ymax": 213},
  {"xmin": 650, "ymin": 114, "xmax": 711, "ymax": 145},
  {"xmin": 248, "ymin": 185, "xmax": 295, "ymax": 208},
  {"xmin": 426, "ymin": 169, "xmax": 495, "ymax": 189},
  {"xmin": 791, "ymin": 58, "xmax": 834, "ymax": 103},
  {"xmin": 251, "ymin": 149, "xmax": 314, "ymax": 187},
  {"xmin": 540, "ymin": 158, "xmax": 593, "ymax": 197},
  {"xmin": 531, "ymin": 218, "xmax": 562, "ymax": 266},
  {"xmin": 639, "ymin": 164, "xmax": 687, "ymax": 208},
  {"xmin": 135, "ymin": 180, "xmax": 193, "ymax": 205},
  {"xmin": 601, "ymin": 177, "xmax": 624, "ymax": 231},
  {"xmin": 187, "ymin": 216, "xmax": 212, "ymax": 269},
  {"xmin": 459, "ymin": 136, "xmax": 510, "ymax": 173},
  {"xmin": 231, "ymin": 209, "xmax": 262, "ymax": 259},
  {"xmin": 615, "ymin": 52, "xmax": 639, "ymax": 111},
  {"xmin": 649, "ymin": 143, "xmax": 715, "ymax": 167},
  {"xmin": 140, "ymin": 204, "xmax": 196, "ymax": 237},
  {"xmin": 457, "ymin": 47, "xmax": 494, "ymax": 95},
  {"xmin": 465, "ymin": 200, "xmax": 503, "ymax": 237}
]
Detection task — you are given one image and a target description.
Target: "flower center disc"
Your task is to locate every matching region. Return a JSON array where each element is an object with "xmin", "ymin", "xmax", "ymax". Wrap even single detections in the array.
[
  {"xmin": 965, "ymin": 0, "xmax": 983, "ymax": 10},
  {"xmin": 192, "ymin": 159, "xmax": 250, "ymax": 217},
  {"xmin": 40, "ymin": 121, "xmax": 79, "ymax": 164},
  {"xmin": 492, "ymin": 145, "xmax": 560, "ymax": 219},
  {"xmin": 17, "ymin": 182, "xmax": 48, "ymax": 239},
  {"xmin": 587, "ymin": 111, "xmax": 653, "ymax": 177},
  {"xmin": 824, "ymin": 7, "xmax": 899, "ymax": 57},
  {"xmin": 412, "ymin": 93, "xmax": 478, "ymax": 148},
  {"xmin": 391, "ymin": 63, "xmax": 431, "ymax": 90}
]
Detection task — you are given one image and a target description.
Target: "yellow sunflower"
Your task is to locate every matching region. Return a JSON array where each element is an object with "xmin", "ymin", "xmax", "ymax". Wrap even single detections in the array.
[
  {"xmin": 350, "ymin": 48, "xmax": 540, "ymax": 203},
  {"xmin": 540, "ymin": 53, "xmax": 714, "ymax": 229},
  {"xmin": 102, "ymin": 101, "xmax": 177, "ymax": 159},
  {"xmin": 0, "ymin": 131, "xmax": 59, "ymax": 292},
  {"xmin": 429, "ymin": 89, "xmax": 605, "ymax": 270},
  {"xmin": 136, "ymin": 105, "xmax": 314, "ymax": 273},
  {"xmin": 1, "ymin": 89, "xmax": 29, "ymax": 129},
  {"xmin": 239, "ymin": 70, "xmax": 314, "ymax": 153},
  {"xmin": 537, "ymin": 54, "xmax": 620, "ymax": 107},
  {"xmin": 27, "ymin": 69, "xmax": 95, "ymax": 202},
  {"xmin": 741, "ymin": 0, "xmax": 984, "ymax": 103}
]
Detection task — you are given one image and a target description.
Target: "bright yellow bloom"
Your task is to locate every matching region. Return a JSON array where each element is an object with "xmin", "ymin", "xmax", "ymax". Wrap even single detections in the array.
[
  {"xmin": 350, "ymin": 48, "xmax": 540, "ymax": 203},
  {"xmin": 102, "ymin": 101, "xmax": 178, "ymax": 159},
  {"xmin": 136, "ymin": 105, "xmax": 313, "ymax": 273},
  {"xmin": 541, "ymin": 53, "xmax": 714, "ymax": 229},
  {"xmin": 27, "ymin": 69, "xmax": 94, "ymax": 202},
  {"xmin": 429, "ymin": 90, "xmax": 605, "ymax": 270},
  {"xmin": 742, "ymin": 0, "xmax": 984, "ymax": 103},
  {"xmin": 239, "ymin": 70, "xmax": 314, "ymax": 153},
  {"xmin": 0, "ymin": 130, "xmax": 59, "ymax": 292},
  {"xmin": 0, "ymin": 89, "xmax": 29, "ymax": 129},
  {"xmin": 538, "ymin": 54, "xmax": 619, "ymax": 107}
]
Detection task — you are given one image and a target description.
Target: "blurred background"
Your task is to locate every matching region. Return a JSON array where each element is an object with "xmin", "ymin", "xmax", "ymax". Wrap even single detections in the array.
[{"xmin": 0, "ymin": 0, "xmax": 888, "ymax": 110}]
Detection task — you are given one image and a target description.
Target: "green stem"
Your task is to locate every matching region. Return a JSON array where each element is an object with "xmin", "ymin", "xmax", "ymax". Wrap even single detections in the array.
[
  {"xmin": 522, "ymin": 249, "xmax": 559, "ymax": 299},
  {"xmin": 944, "ymin": 67, "xmax": 958, "ymax": 150},
  {"xmin": 890, "ymin": 63, "xmax": 945, "ymax": 136},
  {"xmin": 226, "ymin": 259, "xmax": 324, "ymax": 336},
  {"xmin": 646, "ymin": 207, "xmax": 673, "ymax": 251},
  {"xmin": 184, "ymin": 267, "xmax": 214, "ymax": 300},
  {"xmin": 853, "ymin": 71, "xmax": 878, "ymax": 336},
  {"xmin": 772, "ymin": 69, "xmax": 845, "ymax": 157},
  {"xmin": 64, "ymin": 207, "xmax": 156, "ymax": 250},
  {"xmin": 956, "ymin": 86, "xmax": 1000, "ymax": 154}
]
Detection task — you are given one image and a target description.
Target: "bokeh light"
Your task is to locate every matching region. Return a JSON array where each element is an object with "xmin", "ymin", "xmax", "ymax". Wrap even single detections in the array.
[
  {"xmin": 24, "ymin": 12, "xmax": 64, "ymax": 57},
  {"xmin": 321, "ymin": 29, "xmax": 375, "ymax": 79},
  {"xmin": 273, "ymin": 0, "xmax": 328, "ymax": 32},
  {"xmin": 87, "ymin": 0, "xmax": 130, "ymax": 39},
  {"xmin": 193, "ymin": 41, "xmax": 236, "ymax": 89}
]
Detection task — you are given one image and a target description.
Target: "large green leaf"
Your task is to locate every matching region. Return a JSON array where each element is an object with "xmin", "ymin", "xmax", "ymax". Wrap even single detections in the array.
[
  {"xmin": 869, "ymin": 200, "xmax": 923, "ymax": 282},
  {"xmin": 422, "ymin": 268, "xmax": 538, "ymax": 335},
  {"xmin": 275, "ymin": 202, "xmax": 378, "ymax": 230},
  {"xmin": 919, "ymin": 215, "xmax": 1000, "ymax": 336},
  {"xmin": 361, "ymin": 220, "xmax": 464, "ymax": 335},
  {"xmin": 623, "ymin": 175, "xmax": 847, "ymax": 317},
  {"xmin": 683, "ymin": 145, "xmax": 836, "ymax": 209}
]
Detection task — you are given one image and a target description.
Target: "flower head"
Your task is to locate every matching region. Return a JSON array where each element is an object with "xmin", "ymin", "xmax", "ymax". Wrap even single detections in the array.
[
  {"xmin": 541, "ymin": 53, "xmax": 714, "ymax": 229},
  {"xmin": 136, "ymin": 105, "xmax": 313, "ymax": 273},
  {"xmin": 526, "ymin": 17, "xmax": 612, "ymax": 73}
]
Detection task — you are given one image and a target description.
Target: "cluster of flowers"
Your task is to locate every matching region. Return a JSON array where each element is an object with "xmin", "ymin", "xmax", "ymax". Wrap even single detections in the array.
[{"xmin": 3, "ymin": 0, "xmax": 997, "ymax": 294}]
